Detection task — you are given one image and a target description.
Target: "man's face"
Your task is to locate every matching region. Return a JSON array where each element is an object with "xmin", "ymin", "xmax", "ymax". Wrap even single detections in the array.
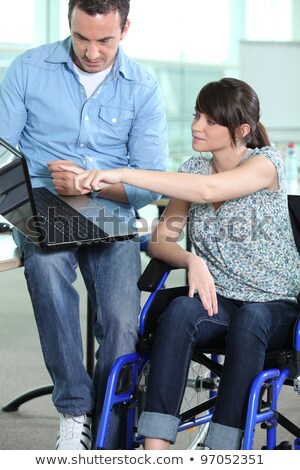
[{"xmin": 70, "ymin": 6, "xmax": 130, "ymax": 73}]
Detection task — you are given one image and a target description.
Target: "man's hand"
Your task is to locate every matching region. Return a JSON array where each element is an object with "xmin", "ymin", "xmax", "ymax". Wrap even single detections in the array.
[
  {"xmin": 48, "ymin": 160, "xmax": 90, "ymax": 196},
  {"xmin": 59, "ymin": 164, "xmax": 119, "ymax": 193}
]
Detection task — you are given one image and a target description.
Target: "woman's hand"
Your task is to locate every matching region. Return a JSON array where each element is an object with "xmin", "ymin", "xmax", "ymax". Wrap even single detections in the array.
[
  {"xmin": 59, "ymin": 165, "xmax": 123, "ymax": 193},
  {"xmin": 187, "ymin": 254, "xmax": 218, "ymax": 317}
]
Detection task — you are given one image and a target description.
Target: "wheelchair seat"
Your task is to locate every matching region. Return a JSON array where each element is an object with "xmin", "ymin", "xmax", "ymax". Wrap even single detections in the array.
[{"xmin": 95, "ymin": 195, "xmax": 300, "ymax": 450}]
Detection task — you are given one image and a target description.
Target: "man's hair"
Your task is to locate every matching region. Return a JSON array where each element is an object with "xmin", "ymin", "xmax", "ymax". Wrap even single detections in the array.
[{"xmin": 68, "ymin": 0, "xmax": 130, "ymax": 31}]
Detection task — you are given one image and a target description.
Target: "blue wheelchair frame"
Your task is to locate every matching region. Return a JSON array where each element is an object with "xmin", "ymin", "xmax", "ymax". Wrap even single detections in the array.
[
  {"xmin": 95, "ymin": 195, "xmax": 300, "ymax": 450},
  {"xmin": 95, "ymin": 259, "xmax": 300, "ymax": 450}
]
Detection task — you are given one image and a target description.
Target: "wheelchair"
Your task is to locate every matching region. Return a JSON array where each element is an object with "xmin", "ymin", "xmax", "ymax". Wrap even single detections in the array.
[{"xmin": 95, "ymin": 195, "xmax": 300, "ymax": 451}]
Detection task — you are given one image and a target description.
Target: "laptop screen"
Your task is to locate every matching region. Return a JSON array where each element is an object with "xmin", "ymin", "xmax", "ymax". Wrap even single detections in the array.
[{"xmin": 0, "ymin": 139, "xmax": 37, "ymax": 238}]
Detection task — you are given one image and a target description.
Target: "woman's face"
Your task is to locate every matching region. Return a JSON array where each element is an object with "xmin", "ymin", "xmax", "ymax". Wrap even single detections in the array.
[{"xmin": 191, "ymin": 111, "xmax": 232, "ymax": 153}]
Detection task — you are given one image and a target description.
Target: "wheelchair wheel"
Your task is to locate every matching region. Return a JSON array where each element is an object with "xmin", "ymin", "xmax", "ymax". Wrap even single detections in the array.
[
  {"xmin": 173, "ymin": 359, "xmax": 217, "ymax": 450},
  {"xmin": 136, "ymin": 357, "xmax": 220, "ymax": 450}
]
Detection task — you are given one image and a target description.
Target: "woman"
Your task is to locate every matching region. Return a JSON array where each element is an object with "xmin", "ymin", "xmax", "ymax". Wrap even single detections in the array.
[{"xmin": 62, "ymin": 78, "xmax": 300, "ymax": 449}]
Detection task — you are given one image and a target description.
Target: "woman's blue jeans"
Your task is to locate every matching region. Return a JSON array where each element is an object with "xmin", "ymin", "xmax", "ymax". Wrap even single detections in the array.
[
  {"xmin": 137, "ymin": 294, "xmax": 300, "ymax": 447},
  {"xmin": 13, "ymin": 229, "xmax": 141, "ymax": 447}
]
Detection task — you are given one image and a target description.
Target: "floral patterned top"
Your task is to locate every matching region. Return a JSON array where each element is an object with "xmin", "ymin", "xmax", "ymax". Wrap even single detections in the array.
[{"xmin": 179, "ymin": 146, "xmax": 300, "ymax": 302}]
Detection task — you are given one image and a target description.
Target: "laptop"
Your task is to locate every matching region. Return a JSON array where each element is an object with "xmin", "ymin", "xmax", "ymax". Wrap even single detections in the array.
[{"xmin": 0, "ymin": 138, "xmax": 137, "ymax": 250}]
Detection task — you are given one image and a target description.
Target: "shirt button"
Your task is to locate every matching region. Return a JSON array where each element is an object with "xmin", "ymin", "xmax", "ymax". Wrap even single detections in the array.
[
  {"xmin": 80, "ymin": 143, "xmax": 85, "ymax": 148},
  {"xmin": 85, "ymin": 116, "xmax": 89, "ymax": 121},
  {"xmin": 112, "ymin": 118, "xmax": 117, "ymax": 123}
]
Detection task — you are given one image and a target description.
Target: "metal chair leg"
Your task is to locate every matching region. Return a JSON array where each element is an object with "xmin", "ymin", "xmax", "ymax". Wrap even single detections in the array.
[{"xmin": 2, "ymin": 298, "xmax": 95, "ymax": 412}]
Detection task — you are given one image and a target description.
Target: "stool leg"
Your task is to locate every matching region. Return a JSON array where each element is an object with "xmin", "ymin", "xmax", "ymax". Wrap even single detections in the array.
[
  {"xmin": 2, "ymin": 298, "xmax": 95, "ymax": 411},
  {"xmin": 2, "ymin": 385, "xmax": 54, "ymax": 412}
]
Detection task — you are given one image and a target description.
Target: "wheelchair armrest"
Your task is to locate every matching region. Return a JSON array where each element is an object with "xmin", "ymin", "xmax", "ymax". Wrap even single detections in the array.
[{"xmin": 137, "ymin": 258, "xmax": 178, "ymax": 292}]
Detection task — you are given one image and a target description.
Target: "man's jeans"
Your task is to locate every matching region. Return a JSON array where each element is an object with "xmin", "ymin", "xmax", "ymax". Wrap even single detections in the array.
[
  {"xmin": 137, "ymin": 294, "xmax": 300, "ymax": 448},
  {"xmin": 13, "ymin": 229, "xmax": 141, "ymax": 447}
]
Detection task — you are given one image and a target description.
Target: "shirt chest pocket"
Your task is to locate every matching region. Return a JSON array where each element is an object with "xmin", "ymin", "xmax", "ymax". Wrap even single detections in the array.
[{"xmin": 98, "ymin": 106, "xmax": 134, "ymax": 143}]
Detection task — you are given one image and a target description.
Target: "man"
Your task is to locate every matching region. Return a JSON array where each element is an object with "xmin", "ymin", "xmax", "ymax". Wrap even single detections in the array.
[{"xmin": 0, "ymin": 0, "xmax": 168, "ymax": 450}]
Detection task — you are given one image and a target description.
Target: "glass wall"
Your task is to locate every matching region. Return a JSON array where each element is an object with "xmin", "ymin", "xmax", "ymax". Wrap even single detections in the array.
[
  {"xmin": 0, "ymin": 0, "xmax": 298, "ymax": 169},
  {"xmin": 0, "ymin": 0, "xmax": 35, "ymax": 44},
  {"xmin": 0, "ymin": 0, "xmax": 61, "ymax": 80},
  {"xmin": 246, "ymin": 0, "xmax": 292, "ymax": 41}
]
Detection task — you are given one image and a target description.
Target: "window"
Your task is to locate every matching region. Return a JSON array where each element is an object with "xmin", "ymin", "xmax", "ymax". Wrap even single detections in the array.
[
  {"xmin": 246, "ymin": 0, "xmax": 292, "ymax": 41},
  {"xmin": 59, "ymin": 0, "xmax": 69, "ymax": 38},
  {"xmin": 0, "ymin": 0, "xmax": 35, "ymax": 44},
  {"xmin": 124, "ymin": 0, "xmax": 229, "ymax": 65}
]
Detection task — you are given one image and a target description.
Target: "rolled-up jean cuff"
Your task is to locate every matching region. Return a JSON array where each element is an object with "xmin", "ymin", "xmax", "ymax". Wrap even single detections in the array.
[
  {"xmin": 137, "ymin": 411, "xmax": 180, "ymax": 444},
  {"xmin": 205, "ymin": 422, "xmax": 243, "ymax": 450}
]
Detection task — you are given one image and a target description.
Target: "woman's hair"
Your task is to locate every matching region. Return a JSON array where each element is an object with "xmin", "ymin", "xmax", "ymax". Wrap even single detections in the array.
[
  {"xmin": 68, "ymin": 0, "xmax": 130, "ymax": 31},
  {"xmin": 195, "ymin": 77, "xmax": 270, "ymax": 148}
]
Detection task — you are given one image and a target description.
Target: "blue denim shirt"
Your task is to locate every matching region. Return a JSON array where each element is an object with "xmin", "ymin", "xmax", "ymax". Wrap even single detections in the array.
[{"xmin": 0, "ymin": 37, "xmax": 168, "ymax": 210}]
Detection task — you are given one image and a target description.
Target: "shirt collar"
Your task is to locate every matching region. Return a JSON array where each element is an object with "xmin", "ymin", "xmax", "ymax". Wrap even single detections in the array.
[
  {"xmin": 112, "ymin": 46, "xmax": 134, "ymax": 81},
  {"xmin": 45, "ymin": 37, "xmax": 73, "ymax": 66}
]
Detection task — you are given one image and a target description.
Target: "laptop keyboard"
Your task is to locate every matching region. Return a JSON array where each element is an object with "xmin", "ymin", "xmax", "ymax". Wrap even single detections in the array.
[{"xmin": 33, "ymin": 187, "xmax": 107, "ymax": 241}]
